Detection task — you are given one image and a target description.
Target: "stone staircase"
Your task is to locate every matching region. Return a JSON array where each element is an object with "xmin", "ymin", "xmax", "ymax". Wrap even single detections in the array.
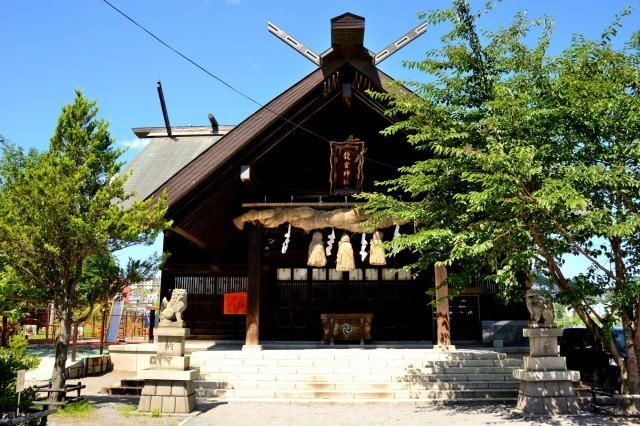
[
  {"xmin": 190, "ymin": 348, "xmax": 522, "ymax": 403},
  {"xmin": 101, "ymin": 378, "xmax": 145, "ymax": 396}
]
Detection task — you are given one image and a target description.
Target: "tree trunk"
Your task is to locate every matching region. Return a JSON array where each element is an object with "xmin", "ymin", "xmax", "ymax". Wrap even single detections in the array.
[
  {"xmin": 50, "ymin": 298, "xmax": 72, "ymax": 402},
  {"xmin": 619, "ymin": 316, "xmax": 640, "ymax": 414}
]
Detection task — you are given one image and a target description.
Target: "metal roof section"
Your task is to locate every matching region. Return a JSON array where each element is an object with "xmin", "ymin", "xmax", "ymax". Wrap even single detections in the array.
[{"xmin": 120, "ymin": 129, "xmax": 232, "ymax": 208}]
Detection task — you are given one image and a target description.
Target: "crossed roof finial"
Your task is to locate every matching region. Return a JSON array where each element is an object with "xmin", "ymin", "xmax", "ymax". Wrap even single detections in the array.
[{"xmin": 268, "ymin": 12, "xmax": 427, "ymax": 68}]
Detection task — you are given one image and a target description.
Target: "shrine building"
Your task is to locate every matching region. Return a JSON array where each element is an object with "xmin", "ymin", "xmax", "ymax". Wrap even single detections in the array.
[{"xmin": 124, "ymin": 13, "xmax": 527, "ymax": 347}]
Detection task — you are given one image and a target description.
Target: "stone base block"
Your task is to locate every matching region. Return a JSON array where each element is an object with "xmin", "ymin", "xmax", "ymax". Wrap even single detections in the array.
[
  {"xmin": 524, "ymin": 327, "xmax": 563, "ymax": 357},
  {"xmin": 513, "ymin": 369, "xmax": 579, "ymax": 382},
  {"xmin": 433, "ymin": 345, "xmax": 457, "ymax": 352},
  {"xmin": 175, "ymin": 394, "xmax": 198, "ymax": 413},
  {"xmin": 158, "ymin": 320, "xmax": 186, "ymax": 328},
  {"xmin": 138, "ymin": 368, "xmax": 199, "ymax": 381},
  {"xmin": 157, "ymin": 336, "xmax": 186, "ymax": 357},
  {"xmin": 523, "ymin": 327, "xmax": 563, "ymax": 338},
  {"xmin": 149, "ymin": 355, "xmax": 191, "ymax": 370},
  {"xmin": 519, "ymin": 380, "xmax": 577, "ymax": 398},
  {"xmin": 516, "ymin": 376, "xmax": 580, "ymax": 415},
  {"xmin": 242, "ymin": 344, "xmax": 263, "ymax": 351},
  {"xmin": 141, "ymin": 380, "xmax": 157, "ymax": 396},
  {"xmin": 162, "ymin": 396, "xmax": 176, "ymax": 413},
  {"xmin": 155, "ymin": 327, "xmax": 190, "ymax": 356},
  {"xmin": 516, "ymin": 393, "xmax": 580, "ymax": 415},
  {"xmin": 522, "ymin": 356, "xmax": 568, "ymax": 372},
  {"xmin": 155, "ymin": 327, "xmax": 190, "ymax": 337},
  {"xmin": 138, "ymin": 395, "xmax": 151, "ymax": 411},
  {"xmin": 138, "ymin": 378, "xmax": 197, "ymax": 413}
]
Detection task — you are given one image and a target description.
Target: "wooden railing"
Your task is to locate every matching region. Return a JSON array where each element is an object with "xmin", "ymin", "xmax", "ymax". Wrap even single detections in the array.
[{"xmin": 31, "ymin": 382, "xmax": 86, "ymax": 408}]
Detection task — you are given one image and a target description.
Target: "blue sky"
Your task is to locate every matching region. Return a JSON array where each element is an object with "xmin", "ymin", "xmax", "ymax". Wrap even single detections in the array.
[{"xmin": 1, "ymin": 0, "xmax": 638, "ymax": 273}]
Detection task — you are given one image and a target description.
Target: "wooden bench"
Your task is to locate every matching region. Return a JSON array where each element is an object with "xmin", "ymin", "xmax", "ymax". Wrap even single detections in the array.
[
  {"xmin": 321, "ymin": 313, "xmax": 372, "ymax": 345},
  {"xmin": 31, "ymin": 382, "xmax": 86, "ymax": 409}
]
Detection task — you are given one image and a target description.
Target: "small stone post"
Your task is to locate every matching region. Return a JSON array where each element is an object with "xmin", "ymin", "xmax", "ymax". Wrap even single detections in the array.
[
  {"xmin": 138, "ymin": 289, "xmax": 199, "ymax": 414},
  {"xmin": 512, "ymin": 290, "xmax": 580, "ymax": 415}
]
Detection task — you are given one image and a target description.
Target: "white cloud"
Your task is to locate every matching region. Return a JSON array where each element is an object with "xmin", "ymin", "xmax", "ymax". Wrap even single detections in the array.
[{"xmin": 120, "ymin": 138, "xmax": 150, "ymax": 150}]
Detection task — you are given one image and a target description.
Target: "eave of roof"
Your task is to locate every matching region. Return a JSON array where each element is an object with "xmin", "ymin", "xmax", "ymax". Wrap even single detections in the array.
[{"xmin": 132, "ymin": 125, "xmax": 235, "ymax": 138}]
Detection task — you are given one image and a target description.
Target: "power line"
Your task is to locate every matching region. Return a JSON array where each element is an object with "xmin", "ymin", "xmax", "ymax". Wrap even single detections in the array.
[{"xmin": 100, "ymin": 0, "xmax": 398, "ymax": 170}]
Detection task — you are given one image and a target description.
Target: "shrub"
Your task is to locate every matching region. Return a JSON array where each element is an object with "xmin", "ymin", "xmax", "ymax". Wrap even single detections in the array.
[{"xmin": 0, "ymin": 335, "xmax": 39, "ymax": 417}]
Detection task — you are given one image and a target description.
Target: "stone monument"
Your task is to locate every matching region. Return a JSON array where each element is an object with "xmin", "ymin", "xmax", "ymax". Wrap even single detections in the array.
[
  {"xmin": 512, "ymin": 290, "xmax": 580, "ymax": 415},
  {"xmin": 138, "ymin": 289, "xmax": 199, "ymax": 414}
]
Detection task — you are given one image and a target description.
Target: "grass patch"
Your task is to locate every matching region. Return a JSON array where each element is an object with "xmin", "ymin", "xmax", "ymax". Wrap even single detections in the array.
[
  {"xmin": 50, "ymin": 400, "xmax": 95, "ymax": 418},
  {"xmin": 119, "ymin": 404, "xmax": 137, "ymax": 417},
  {"xmin": 151, "ymin": 409, "xmax": 161, "ymax": 418}
]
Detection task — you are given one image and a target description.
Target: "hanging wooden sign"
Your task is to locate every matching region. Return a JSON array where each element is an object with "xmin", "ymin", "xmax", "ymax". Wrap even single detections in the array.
[{"xmin": 330, "ymin": 135, "xmax": 365, "ymax": 195}]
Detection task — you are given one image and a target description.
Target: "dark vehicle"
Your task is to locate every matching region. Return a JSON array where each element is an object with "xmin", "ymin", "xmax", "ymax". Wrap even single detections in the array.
[{"xmin": 560, "ymin": 327, "xmax": 625, "ymax": 389}]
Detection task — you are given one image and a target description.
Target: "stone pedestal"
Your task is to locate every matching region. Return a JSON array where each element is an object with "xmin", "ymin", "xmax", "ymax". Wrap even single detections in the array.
[
  {"xmin": 513, "ymin": 326, "xmax": 580, "ymax": 415},
  {"xmin": 242, "ymin": 344, "xmax": 264, "ymax": 351},
  {"xmin": 155, "ymin": 324, "xmax": 188, "ymax": 356},
  {"xmin": 138, "ymin": 326, "xmax": 199, "ymax": 414}
]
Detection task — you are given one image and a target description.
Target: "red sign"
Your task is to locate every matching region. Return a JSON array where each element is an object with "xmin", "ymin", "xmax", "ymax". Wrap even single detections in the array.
[{"xmin": 223, "ymin": 292, "xmax": 247, "ymax": 315}]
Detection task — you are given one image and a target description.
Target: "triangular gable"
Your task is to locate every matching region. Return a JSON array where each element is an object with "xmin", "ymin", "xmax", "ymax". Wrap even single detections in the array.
[{"xmin": 152, "ymin": 56, "xmax": 403, "ymax": 215}]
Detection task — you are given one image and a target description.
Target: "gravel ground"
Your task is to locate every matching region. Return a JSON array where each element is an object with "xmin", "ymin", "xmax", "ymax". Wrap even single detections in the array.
[{"xmin": 26, "ymin": 370, "xmax": 638, "ymax": 426}]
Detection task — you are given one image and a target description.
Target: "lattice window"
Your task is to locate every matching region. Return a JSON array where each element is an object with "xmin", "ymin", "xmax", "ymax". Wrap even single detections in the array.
[{"xmin": 172, "ymin": 275, "xmax": 247, "ymax": 295}]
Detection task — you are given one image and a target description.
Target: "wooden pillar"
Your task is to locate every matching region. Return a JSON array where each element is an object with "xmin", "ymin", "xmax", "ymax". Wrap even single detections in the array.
[
  {"xmin": 148, "ymin": 310, "xmax": 155, "ymax": 342},
  {"xmin": 244, "ymin": 223, "xmax": 262, "ymax": 350},
  {"xmin": 434, "ymin": 264, "xmax": 453, "ymax": 349}
]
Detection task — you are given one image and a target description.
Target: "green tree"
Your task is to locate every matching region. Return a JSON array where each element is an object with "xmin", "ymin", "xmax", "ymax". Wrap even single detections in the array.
[
  {"xmin": 362, "ymin": 1, "xmax": 640, "ymax": 410},
  {"xmin": 76, "ymin": 251, "xmax": 162, "ymax": 319},
  {"xmin": 0, "ymin": 91, "xmax": 169, "ymax": 399},
  {"xmin": 0, "ymin": 267, "xmax": 51, "ymax": 335}
]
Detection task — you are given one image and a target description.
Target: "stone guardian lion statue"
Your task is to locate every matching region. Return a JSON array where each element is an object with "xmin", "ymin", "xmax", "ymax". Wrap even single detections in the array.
[
  {"xmin": 525, "ymin": 289, "xmax": 555, "ymax": 326},
  {"xmin": 159, "ymin": 289, "xmax": 188, "ymax": 325}
]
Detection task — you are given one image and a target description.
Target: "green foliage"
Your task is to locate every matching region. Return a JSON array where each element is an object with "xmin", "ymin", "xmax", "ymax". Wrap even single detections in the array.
[
  {"xmin": 0, "ymin": 269, "xmax": 50, "ymax": 324},
  {"xmin": 362, "ymin": 0, "xmax": 640, "ymax": 394},
  {"xmin": 0, "ymin": 335, "xmax": 39, "ymax": 416},
  {"xmin": 0, "ymin": 90, "xmax": 170, "ymax": 391},
  {"xmin": 0, "ymin": 91, "xmax": 169, "ymax": 302},
  {"xmin": 553, "ymin": 303, "xmax": 584, "ymax": 329}
]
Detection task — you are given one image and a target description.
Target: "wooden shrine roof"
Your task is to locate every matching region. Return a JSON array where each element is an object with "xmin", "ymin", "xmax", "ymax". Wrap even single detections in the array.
[{"xmin": 129, "ymin": 13, "xmax": 423, "ymax": 248}]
